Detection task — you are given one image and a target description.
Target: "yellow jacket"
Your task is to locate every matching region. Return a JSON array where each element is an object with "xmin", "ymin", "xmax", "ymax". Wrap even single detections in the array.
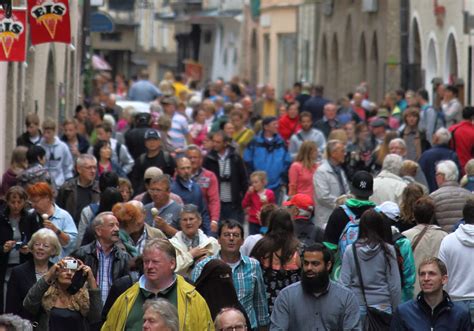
[{"xmin": 101, "ymin": 275, "xmax": 214, "ymax": 331}]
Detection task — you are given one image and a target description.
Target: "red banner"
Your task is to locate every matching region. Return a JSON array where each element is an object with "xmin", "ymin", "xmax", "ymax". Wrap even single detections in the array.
[
  {"xmin": 28, "ymin": 0, "xmax": 71, "ymax": 45},
  {"xmin": 0, "ymin": 9, "xmax": 27, "ymax": 62}
]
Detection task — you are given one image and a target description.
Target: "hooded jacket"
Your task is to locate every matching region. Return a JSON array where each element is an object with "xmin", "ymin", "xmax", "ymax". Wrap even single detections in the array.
[
  {"xmin": 370, "ymin": 170, "xmax": 407, "ymax": 206},
  {"xmin": 39, "ymin": 136, "xmax": 74, "ymax": 188},
  {"xmin": 340, "ymin": 242, "xmax": 401, "ymax": 310},
  {"xmin": 438, "ymin": 224, "xmax": 474, "ymax": 300}
]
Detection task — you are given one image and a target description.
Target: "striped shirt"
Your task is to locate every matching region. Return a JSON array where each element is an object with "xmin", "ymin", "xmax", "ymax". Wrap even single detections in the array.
[
  {"xmin": 169, "ymin": 112, "xmax": 189, "ymax": 150},
  {"xmin": 191, "ymin": 253, "xmax": 270, "ymax": 329},
  {"xmin": 218, "ymin": 150, "xmax": 232, "ymax": 203},
  {"xmin": 96, "ymin": 241, "xmax": 114, "ymax": 303}
]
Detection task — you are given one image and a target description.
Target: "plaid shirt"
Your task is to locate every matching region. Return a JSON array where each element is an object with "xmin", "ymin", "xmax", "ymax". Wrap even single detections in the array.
[
  {"xmin": 96, "ymin": 241, "xmax": 114, "ymax": 303},
  {"xmin": 191, "ymin": 253, "xmax": 270, "ymax": 329}
]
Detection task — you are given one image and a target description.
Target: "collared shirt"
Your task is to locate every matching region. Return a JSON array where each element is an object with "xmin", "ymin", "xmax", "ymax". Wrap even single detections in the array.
[
  {"xmin": 191, "ymin": 253, "xmax": 270, "ymax": 329},
  {"xmin": 135, "ymin": 227, "xmax": 148, "ymax": 255},
  {"xmin": 96, "ymin": 241, "xmax": 114, "ymax": 303},
  {"xmin": 47, "ymin": 204, "xmax": 78, "ymax": 260}
]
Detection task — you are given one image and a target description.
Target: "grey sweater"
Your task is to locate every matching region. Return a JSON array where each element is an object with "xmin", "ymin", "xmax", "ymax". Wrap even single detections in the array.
[
  {"xmin": 270, "ymin": 281, "xmax": 359, "ymax": 331},
  {"xmin": 340, "ymin": 243, "xmax": 401, "ymax": 311}
]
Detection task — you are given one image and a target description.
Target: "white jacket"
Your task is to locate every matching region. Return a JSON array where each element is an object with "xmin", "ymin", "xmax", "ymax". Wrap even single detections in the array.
[{"xmin": 370, "ymin": 170, "xmax": 407, "ymax": 205}]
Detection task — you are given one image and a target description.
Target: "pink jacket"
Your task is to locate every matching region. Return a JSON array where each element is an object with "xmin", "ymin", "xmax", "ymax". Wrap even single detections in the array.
[
  {"xmin": 193, "ymin": 168, "xmax": 220, "ymax": 221},
  {"xmin": 242, "ymin": 189, "xmax": 275, "ymax": 224}
]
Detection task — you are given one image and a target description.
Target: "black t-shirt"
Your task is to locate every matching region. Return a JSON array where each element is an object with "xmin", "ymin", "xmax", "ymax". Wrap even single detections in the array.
[
  {"xmin": 130, "ymin": 150, "xmax": 176, "ymax": 194},
  {"xmin": 74, "ymin": 185, "xmax": 94, "ymax": 225}
]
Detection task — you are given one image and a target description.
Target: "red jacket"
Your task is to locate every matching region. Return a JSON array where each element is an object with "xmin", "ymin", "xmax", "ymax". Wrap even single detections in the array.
[
  {"xmin": 449, "ymin": 121, "xmax": 474, "ymax": 170},
  {"xmin": 242, "ymin": 189, "xmax": 275, "ymax": 224},
  {"xmin": 278, "ymin": 114, "xmax": 301, "ymax": 143},
  {"xmin": 193, "ymin": 168, "xmax": 221, "ymax": 221}
]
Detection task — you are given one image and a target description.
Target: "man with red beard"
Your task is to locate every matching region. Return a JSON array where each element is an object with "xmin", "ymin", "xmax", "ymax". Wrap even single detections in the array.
[{"xmin": 270, "ymin": 243, "xmax": 359, "ymax": 330}]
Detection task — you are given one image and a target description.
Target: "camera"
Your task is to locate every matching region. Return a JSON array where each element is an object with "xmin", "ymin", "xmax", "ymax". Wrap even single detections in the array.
[
  {"xmin": 14, "ymin": 242, "xmax": 23, "ymax": 250},
  {"xmin": 64, "ymin": 260, "xmax": 78, "ymax": 270}
]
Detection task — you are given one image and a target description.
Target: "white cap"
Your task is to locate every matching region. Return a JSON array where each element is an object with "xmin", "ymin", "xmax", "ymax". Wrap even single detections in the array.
[{"xmin": 376, "ymin": 201, "xmax": 400, "ymax": 222}]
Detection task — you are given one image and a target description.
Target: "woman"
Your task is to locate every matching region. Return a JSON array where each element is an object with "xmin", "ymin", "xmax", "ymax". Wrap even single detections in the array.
[
  {"xmin": 1, "ymin": 146, "xmax": 28, "ymax": 197},
  {"xmin": 0, "ymin": 186, "xmax": 40, "ymax": 313},
  {"xmin": 188, "ymin": 108, "xmax": 208, "ymax": 147},
  {"xmin": 6, "ymin": 228, "xmax": 60, "ymax": 320},
  {"xmin": 26, "ymin": 182, "xmax": 77, "ymax": 258},
  {"xmin": 341, "ymin": 209, "xmax": 401, "ymax": 326},
  {"xmin": 373, "ymin": 130, "xmax": 399, "ymax": 173},
  {"xmin": 23, "ymin": 257, "xmax": 101, "ymax": 331},
  {"xmin": 170, "ymin": 204, "xmax": 219, "ymax": 276},
  {"xmin": 396, "ymin": 183, "xmax": 425, "ymax": 232},
  {"xmin": 16, "ymin": 145, "xmax": 52, "ymax": 188},
  {"xmin": 288, "ymin": 141, "xmax": 318, "ymax": 199},
  {"xmin": 230, "ymin": 109, "xmax": 254, "ymax": 156},
  {"xmin": 222, "ymin": 121, "xmax": 235, "ymax": 139},
  {"xmin": 278, "ymin": 102, "xmax": 301, "ymax": 144},
  {"xmin": 250, "ymin": 208, "xmax": 301, "ymax": 313},
  {"xmin": 345, "ymin": 123, "xmax": 374, "ymax": 180},
  {"xmin": 398, "ymin": 107, "xmax": 430, "ymax": 161},
  {"xmin": 92, "ymin": 140, "xmax": 126, "ymax": 178},
  {"xmin": 461, "ymin": 159, "xmax": 474, "ymax": 192},
  {"xmin": 118, "ymin": 177, "xmax": 133, "ymax": 202}
]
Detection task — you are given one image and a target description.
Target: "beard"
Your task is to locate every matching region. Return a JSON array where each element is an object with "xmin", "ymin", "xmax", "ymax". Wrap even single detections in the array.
[{"xmin": 301, "ymin": 269, "xmax": 330, "ymax": 294}]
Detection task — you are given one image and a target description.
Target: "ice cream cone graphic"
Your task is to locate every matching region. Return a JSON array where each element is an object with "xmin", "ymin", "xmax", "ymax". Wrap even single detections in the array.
[
  {"xmin": 0, "ymin": 32, "xmax": 18, "ymax": 58},
  {"xmin": 37, "ymin": 13, "xmax": 61, "ymax": 39}
]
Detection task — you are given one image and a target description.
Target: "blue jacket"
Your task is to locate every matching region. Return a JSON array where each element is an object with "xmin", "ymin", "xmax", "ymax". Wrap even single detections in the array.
[
  {"xmin": 391, "ymin": 292, "xmax": 472, "ymax": 330},
  {"xmin": 171, "ymin": 177, "xmax": 210, "ymax": 234},
  {"xmin": 243, "ymin": 133, "xmax": 292, "ymax": 190},
  {"xmin": 418, "ymin": 145, "xmax": 460, "ymax": 192}
]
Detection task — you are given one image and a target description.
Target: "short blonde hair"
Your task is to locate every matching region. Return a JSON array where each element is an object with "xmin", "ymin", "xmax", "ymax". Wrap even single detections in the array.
[
  {"xmin": 400, "ymin": 160, "xmax": 419, "ymax": 177},
  {"xmin": 250, "ymin": 171, "xmax": 267, "ymax": 185},
  {"xmin": 28, "ymin": 228, "xmax": 61, "ymax": 257}
]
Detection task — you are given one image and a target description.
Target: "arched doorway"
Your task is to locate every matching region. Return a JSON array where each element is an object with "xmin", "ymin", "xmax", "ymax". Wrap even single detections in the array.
[
  {"xmin": 45, "ymin": 48, "xmax": 56, "ymax": 119},
  {"xmin": 319, "ymin": 34, "xmax": 328, "ymax": 87},
  {"xmin": 329, "ymin": 33, "xmax": 339, "ymax": 98},
  {"xmin": 409, "ymin": 18, "xmax": 422, "ymax": 89},
  {"xmin": 369, "ymin": 32, "xmax": 379, "ymax": 102},
  {"xmin": 358, "ymin": 33, "xmax": 367, "ymax": 87},
  {"xmin": 445, "ymin": 34, "xmax": 458, "ymax": 84},
  {"xmin": 343, "ymin": 15, "xmax": 353, "ymax": 92},
  {"xmin": 426, "ymin": 39, "xmax": 438, "ymax": 102}
]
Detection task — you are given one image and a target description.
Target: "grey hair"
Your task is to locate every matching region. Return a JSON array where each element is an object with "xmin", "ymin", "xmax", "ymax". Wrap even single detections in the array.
[
  {"xmin": 0, "ymin": 314, "xmax": 33, "ymax": 331},
  {"xmin": 143, "ymin": 298, "xmax": 179, "ymax": 331},
  {"xmin": 434, "ymin": 128, "xmax": 451, "ymax": 145},
  {"xmin": 149, "ymin": 174, "xmax": 171, "ymax": 190},
  {"xmin": 326, "ymin": 139, "xmax": 344, "ymax": 158},
  {"xmin": 465, "ymin": 159, "xmax": 474, "ymax": 176},
  {"xmin": 382, "ymin": 154, "xmax": 403, "ymax": 175},
  {"xmin": 436, "ymin": 160, "xmax": 459, "ymax": 182},
  {"xmin": 92, "ymin": 211, "xmax": 116, "ymax": 231},
  {"xmin": 186, "ymin": 144, "xmax": 202, "ymax": 154},
  {"xmin": 76, "ymin": 154, "xmax": 97, "ymax": 167},
  {"xmin": 28, "ymin": 228, "xmax": 61, "ymax": 257},
  {"xmin": 389, "ymin": 138, "xmax": 406, "ymax": 151},
  {"xmin": 215, "ymin": 307, "xmax": 246, "ymax": 330}
]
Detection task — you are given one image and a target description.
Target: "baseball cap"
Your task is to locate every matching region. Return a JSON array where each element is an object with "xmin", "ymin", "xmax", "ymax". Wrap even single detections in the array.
[
  {"xmin": 283, "ymin": 194, "xmax": 314, "ymax": 211},
  {"xmin": 144, "ymin": 167, "xmax": 163, "ymax": 180},
  {"xmin": 144, "ymin": 129, "xmax": 161, "ymax": 140},
  {"xmin": 350, "ymin": 171, "xmax": 373, "ymax": 198},
  {"xmin": 376, "ymin": 201, "xmax": 400, "ymax": 222}
]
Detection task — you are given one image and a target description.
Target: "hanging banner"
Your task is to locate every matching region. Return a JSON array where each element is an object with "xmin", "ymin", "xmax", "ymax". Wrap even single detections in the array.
[
  {"xmin": 0, "ymin": 9, "xmax": 26, "ymax": 62},
  {"xmin": 28, "ymin": 0, "xmax": 71, "ymax": 45}
]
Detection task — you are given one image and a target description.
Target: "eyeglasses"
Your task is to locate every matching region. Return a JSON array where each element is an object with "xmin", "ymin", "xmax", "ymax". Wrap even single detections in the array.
[
  {"xmin": 222, "ymin": 232, "xmax": 241, "ymax": 239},
  {"xmin": 219, "ymin": 325, "xmax": 247, "ymax": 331},
  {"xmin": 148, "ymin": 188, "xmax": 167, "ymax": 193},
  {"xmin": 33, "ymin": 242, "xmax": 51, "ymax": 249}
]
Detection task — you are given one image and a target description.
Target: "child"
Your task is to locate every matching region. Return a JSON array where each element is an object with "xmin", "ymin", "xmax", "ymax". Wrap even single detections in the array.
[{"xmin": 242, "ymin": 171, "xmax": 275, "ymax": 235}]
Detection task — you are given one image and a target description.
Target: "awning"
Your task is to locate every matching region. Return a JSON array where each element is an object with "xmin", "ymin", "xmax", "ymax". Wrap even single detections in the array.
[{"xmin": 92, "ymin": 55, "xmax": 112, "ymax": 71}]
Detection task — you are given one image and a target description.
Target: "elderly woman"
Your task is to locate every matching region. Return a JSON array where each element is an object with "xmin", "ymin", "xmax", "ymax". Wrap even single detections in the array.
[
  {"xmin": 23, "ymin": 256, "xmax": 101, "ymax": 331},
  {"xmin": 143, "ymin": 298, "xmax": 179, "ymax": 331},
  {"xmin": 6, "ymin": 228, "xmax": 60, "ymax": 321},
  {"xmin": 370, "ymin": 154, "xmax": 407, "ymax": 205},
  {"xmin": 26, "ymin": 182, "xmax": 78, "ymax": 258},
  {"xmin": 398, "ymin": 107, "xmax": 431, "ymax": 161},
  {"xmin": 170, "ymin": 204, "xmax": 219, "ymax": 276}
]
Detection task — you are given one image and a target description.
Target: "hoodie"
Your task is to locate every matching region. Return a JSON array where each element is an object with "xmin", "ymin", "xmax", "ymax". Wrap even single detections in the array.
[
  {"xmin": 340, "ymin": 242, "xmax": 401, "ymax": 311},
  {"xmin": 439, "ymin": 224, "xmax": 474, "ymax": 300},
  {"xmin": 39, "ymin": 136, "xmax": 74, "ymax": 188}
]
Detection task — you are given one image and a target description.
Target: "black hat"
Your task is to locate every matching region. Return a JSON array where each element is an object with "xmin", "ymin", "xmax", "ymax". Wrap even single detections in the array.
[
  {"xmin": 144, "ymin": 129, "xmax": 161, "ymax": 140},
  {"xmin": 351, "ymin": 170, "xmax": 373, "ymax": 198},
  {"xmin": 262, "ymin": 116, "xmax": 277, "ymax": 126}
]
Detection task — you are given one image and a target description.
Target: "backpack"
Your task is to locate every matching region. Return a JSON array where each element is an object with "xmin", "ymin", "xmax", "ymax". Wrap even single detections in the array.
[
  {"xmin": 338, "ymin": 204, "xmax": 361, "ymax": 257},
  {"xmin": 392, "ymin": 232, "xmax": 406, "ymax": 287},
  {"xmin": 139, "ymin": 150, "xmax": 171, "ymax": 170}
]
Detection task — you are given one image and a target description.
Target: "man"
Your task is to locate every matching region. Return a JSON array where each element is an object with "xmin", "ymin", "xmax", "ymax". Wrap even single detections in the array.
[
  {"xmin": 171, "ymin": 157, "xmax": 211, "ymax": 235},
  {"xmin": 313, "ymin": 140, "xmax": 350, "ymax": 226},
  {"xmin": 438, "ymin": 199, "xmax": 474, "ymax": 319},
  {"xmin": 56, "ymin": 154, "xmax": 100, "ymax": 226},
  {"xmin": 324, "ymin": 170, "xmax": 375, "ymax": 246},
  {"xmin": 128, "ymin": 69, "xmax": 162, "ymax": 102},
  {"xmin": 39, "ymin": 117, "xmax": 74, "ymax": 188},
  {"xmin": 419, "ymin": 128, "xmax": 460, "ymax": 192},
  {"xmin": 416, "ymin": 88, "xmax": 442, "ymax": 145},
  {"xmin": 254, "ymin": 84, "xmax": 281, "ymax": 119},
  {"xmin": 449, "ymin": 106, "xmax": 474, "ymax": 170},
  {"xmin": 302, "ymin": 84, "xmax": 330, "ymax": 124},
  {"xmin": 204, "ymin": 131, "xmax": 248, "ymax": 223},
  {"xmin": 130, "ymin": 129, "xmax": 176, "ymax": 195},
  {"xmin": 125, "ymin": 112, "xmax": 152, "ymax": 160},
  {"xmin": 442, "ymin": 84, "xmax": 463, "ymax": 126},
  {"xmin": 104, "ymin": 94, "xmax": 123, "ymax": 122},
  {"xmin": 186, "ymin": 145, "xmax": 220, "ymax": 233},
  {"xmin": 95, "ymin": 121, "xmax": 134, "ymax": 175},
  {"xmin": 351, "ymin": 92, "xmax": 367, "ymax": 121},
  {"xmin": 133, "ymin": 167, "xmax": 183, "ymax": 206},
  {"xmin": 72, "ymin": 212, "xmax": 130, "ymax": 304},
  {"xmin": 284, "ymin": 193, "xmax": 323, "ymax": 246},
  {"xmin": 370, "ymin": 154, "xmax": 407, "ymax": 205},
  {"xmin": 295, "ymin": 82, "xmax": 311, "ymax": 112},
  {"xmin": 144, "ymin": 175, "xmax": 183, "ymax": 237},
  {"xmin": 244, "ymin": 117, "xmax": 292, "ymax": 203},
  {"xmin": 313, "ymin": 103, "xmax": 341, "ymax": 139},
  {"xmin": 192, "ymin": 220, "xmax": 270, "ymax": 330},
  {"xmin": 102, "ymin": 238, "xmax": 213, "ymax": 331},
  {"xmin": 161, "ymin": 96, "xmax": 192, "ymax": 153},
  {"xmin": 391, "ymin": 257, "xmax": 472, "ymax": 330},
  {"xmin": 214, "ymin": 308, "xmax": 248, "ymax": 331},
  {"xmin": 88, "ymin": 106, "xmax": 105, "ymax": 145},
  {"xmin": 270, "ymin": 243, "xmax": 359, "ymax": 330},
  {"xmin": 288, "ymin": 111, "xmax": 326, "ymax": 159},
  {"xmin": 17, "ymin": 112, "xmax": 42, "ymax": 148},
  {"xmin": 430, "ymin": 161, "xmax": 471, "ymax": 232}
]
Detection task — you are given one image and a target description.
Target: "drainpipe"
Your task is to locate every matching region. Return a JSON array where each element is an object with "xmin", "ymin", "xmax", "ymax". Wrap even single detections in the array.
[{"xmin": 400, "ymin": 0, "xmax": 410, "ymax": 90}]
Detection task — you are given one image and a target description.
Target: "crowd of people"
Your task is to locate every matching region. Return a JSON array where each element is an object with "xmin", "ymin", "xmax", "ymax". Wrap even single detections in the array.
[{"xmin": 0, "ymin": 70, "xmax": 474, "ymax": 330}]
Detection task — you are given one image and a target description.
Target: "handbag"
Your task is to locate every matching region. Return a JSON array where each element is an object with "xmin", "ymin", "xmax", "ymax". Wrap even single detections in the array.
[{"xmin": 352, "ymin": 244, "xmax": 392, "ymax": 331}]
